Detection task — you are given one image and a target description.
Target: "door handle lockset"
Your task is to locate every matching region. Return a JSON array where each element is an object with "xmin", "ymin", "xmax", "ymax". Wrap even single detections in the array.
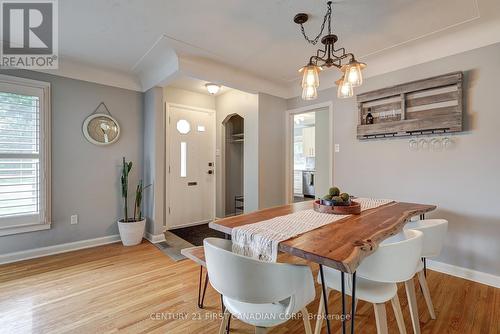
[{"xmin": 208, "ymin": 170, "xmax": 213, "ymax": 175}]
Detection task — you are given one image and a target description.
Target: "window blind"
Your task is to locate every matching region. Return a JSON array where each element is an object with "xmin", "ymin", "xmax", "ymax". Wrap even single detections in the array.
[{"xmin": 0, "ymin": 91, "xmax": 41, "ymax": 221}]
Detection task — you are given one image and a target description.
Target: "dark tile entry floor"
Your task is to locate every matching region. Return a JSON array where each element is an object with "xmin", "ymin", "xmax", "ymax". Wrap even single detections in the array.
[{"xmin": 169, "ymin": 223, "xmax": 225, "ymax": 246}]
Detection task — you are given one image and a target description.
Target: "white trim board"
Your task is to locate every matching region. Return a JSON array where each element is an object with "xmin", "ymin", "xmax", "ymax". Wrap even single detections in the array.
[
  {"xmin": 427, "ymin": 259, "xmax": 500, "ymax": 288},
  {"xmin": 144, "ymin": 231, "xmax": 166, "ymax": 244},
  {"xmin": 0, "ymin": 235, "xmax": 121, "ymax": 265},
  {"xmin": 284, "ymin": 101, "xmax": 334, "ymax": 204}
]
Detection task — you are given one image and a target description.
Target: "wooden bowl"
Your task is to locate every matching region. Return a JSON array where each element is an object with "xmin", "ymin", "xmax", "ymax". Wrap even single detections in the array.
[{"xmin": 313, "ymin": 199, "xmax": 361, "ymax": 215}]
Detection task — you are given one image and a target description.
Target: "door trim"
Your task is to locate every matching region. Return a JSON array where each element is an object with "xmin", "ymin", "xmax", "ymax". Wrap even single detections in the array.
[
  {"xmin": 165, "ymin": 102, "xmax": 217, "ymax": 230},
  {"xmin": 284, "ymin": 102, "xmax": 333, "ymax": 204}
]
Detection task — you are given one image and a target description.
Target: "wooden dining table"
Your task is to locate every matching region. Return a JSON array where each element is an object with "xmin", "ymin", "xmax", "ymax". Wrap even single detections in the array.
[{"xmin": 209, "ymin": 200, "xmax": 436, "ymax": 334}]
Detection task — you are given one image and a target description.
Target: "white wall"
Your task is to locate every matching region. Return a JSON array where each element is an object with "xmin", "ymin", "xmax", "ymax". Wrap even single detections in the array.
[
  {"xmin": 164, "ymin": 87, "xmax": 215, "ymax": 110},
  {"xmin": 215, "ymin": 90, "xmax": 259, "ymax": 216},
  {"xmin": 314, "ymin": 108, "xmax": 331, "ymax": 199},
  {"xmin": 258, "ymin": 93, "xmax": 287, "ymax": 209},
  {"xmin": 287, "ymin": 43, "xmax": 500, "ymax": 277},
  {"xmin": 163, "ymin": 87, "xmax": 216, "ymax": 228},
  {"xmin": 0, "ymin": 70, "xmax": 143, "ymax": 254},
  {"xmin": 163, "ymin": 87, "xmax": 288, "ymax": 219}
]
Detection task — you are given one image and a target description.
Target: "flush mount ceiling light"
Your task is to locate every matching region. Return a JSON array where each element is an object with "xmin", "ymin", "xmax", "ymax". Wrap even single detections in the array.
[
  {"xmin": 205, "ymin": 83, "xmax": 221, "ymax": 95},
  {"xmin": 294, "ymin": 1, "xmax": 366, "ymax": 100}
]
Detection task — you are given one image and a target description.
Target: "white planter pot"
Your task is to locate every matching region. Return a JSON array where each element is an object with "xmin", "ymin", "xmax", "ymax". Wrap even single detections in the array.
[{"xmin": 117, "ymin": 219, "xmax": 146, "ymax": 246}]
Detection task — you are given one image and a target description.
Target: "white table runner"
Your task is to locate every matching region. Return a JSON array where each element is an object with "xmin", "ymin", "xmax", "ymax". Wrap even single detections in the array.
[{"xmin": 231, "ymin": 198, "xmax": 393, "ymax": 262}]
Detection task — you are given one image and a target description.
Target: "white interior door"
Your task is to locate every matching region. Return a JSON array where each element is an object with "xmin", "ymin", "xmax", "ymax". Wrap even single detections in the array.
[{"xmin": 168, "ymin": 105, "xmax": 215, "ymax": 229}]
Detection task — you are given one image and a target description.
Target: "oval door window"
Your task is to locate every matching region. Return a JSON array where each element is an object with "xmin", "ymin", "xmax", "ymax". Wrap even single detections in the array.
[{"xmin": 176, "ymin": 119, "xmax": 191, "ymax": 134}]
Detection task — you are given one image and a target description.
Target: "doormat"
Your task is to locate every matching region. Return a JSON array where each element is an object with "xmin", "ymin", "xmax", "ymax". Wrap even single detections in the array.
[{"xmin": 170, "ymin": 223, "xmax": 225, "ymax": 246}]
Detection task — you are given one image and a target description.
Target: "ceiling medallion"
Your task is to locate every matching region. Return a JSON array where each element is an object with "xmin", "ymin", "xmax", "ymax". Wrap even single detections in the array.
[{"xmin": 294, "ymin": 1, "xmax": 366, "ymax": 100}]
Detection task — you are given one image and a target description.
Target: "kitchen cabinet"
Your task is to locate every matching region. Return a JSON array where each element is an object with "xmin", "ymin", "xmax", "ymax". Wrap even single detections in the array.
[
  {"xmin": 302, "ymin": 126, "xmax": 315, "ymax": 157},
  {"xmin": 293, "ymin": 170, "xmax": 303, "ymax": 195}
]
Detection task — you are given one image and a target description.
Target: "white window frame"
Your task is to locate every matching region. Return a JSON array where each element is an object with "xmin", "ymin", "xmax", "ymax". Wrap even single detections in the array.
[{"xmin": 0, "ymin": 74, "xmax": 51, "ymax": 236}]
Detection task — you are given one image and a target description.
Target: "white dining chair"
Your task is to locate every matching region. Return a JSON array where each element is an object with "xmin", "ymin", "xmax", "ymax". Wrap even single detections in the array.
[
  {"xmin": 404, "ymin": 219, "xmax": 448, "ymax": 320},
  {"xmin": 203, "ymin": 237, "xmax": 316, "ymax": 334},
  {"xmin": 314, "ymin": 229, "xmax": 423, "ymax": 334}
]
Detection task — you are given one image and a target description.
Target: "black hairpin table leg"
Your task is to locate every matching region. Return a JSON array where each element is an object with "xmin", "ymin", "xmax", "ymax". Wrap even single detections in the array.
[
  {"xmin": 351, "ymin": 272, "xmax": 357, "ymax": 334},
  {"xmin": 341, "ymin": 272, "xmax": 346, "ymax": 334},
  {"xmin": 197, "ymin": 266, "xmax": 209, "ymax": 308},
  {"xmin": 319, "ymin": 265, "xmax": 331, "ymax": 334}
]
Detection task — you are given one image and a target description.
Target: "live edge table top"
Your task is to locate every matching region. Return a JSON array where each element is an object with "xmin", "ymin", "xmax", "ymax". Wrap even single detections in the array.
[{"xmin": 209, "ymin": 200, "xmax": 436, "ymax": 273}]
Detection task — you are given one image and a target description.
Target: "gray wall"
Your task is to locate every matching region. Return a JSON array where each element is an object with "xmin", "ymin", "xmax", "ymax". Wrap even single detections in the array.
[
  {"xmin": 287, "ymin": 43, "xmax": 500, "ymax": 276},
  {"xmin": 0, "ymin": 70, "xmax": 143, "ymax": 254},
  {"xmin": 143, "ymin": 87, "xmax": 165, "ymax": 235},
  {"xmin": 216, "ymin": 90, "xmax": 259, "ymax": 216},
  {"xmin": 258, "ymin": 93, "xmax": 287, "ymax": 209}
]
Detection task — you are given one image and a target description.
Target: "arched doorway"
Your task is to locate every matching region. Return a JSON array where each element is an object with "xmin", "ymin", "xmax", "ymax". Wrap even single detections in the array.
[{"xmin": 222, "ymin": 114, "xmax": 244, "ymax": 216}]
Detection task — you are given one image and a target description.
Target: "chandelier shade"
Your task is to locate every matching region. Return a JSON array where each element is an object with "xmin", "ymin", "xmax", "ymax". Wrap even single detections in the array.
[
  {"xmin": 336, "ymin": 76, "xmax": 353, "ymax": 99},
  {"xmin": 302, "ymin": 85, "xmax": 318, "ymax": 100},
  {"xmin": 300, "ymin": 64, "xmax": 321, "ymax": 88},
  {"xmin": 342, "ymin": 60, "xmax": 366, "ymax": 87}
]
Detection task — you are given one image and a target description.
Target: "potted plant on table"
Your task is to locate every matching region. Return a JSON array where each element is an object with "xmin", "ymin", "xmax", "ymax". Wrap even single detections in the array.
[{"xmin": 117, "ymin": 157, "xmax": 149, "ymax": 246}]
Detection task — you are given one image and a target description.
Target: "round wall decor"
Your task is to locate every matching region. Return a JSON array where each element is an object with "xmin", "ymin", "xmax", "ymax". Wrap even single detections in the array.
[{"xmin": 82, "ymin": 102, "xmax": 120, "ymax": 145}]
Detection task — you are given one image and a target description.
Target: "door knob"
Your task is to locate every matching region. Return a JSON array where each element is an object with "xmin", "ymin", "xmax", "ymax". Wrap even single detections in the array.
[{"xmin": 208, "ymin": 170, "xmax": 213, "ymax": 175}]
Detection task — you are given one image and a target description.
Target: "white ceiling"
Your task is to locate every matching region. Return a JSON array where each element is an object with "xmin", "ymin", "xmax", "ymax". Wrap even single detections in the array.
[
  {"xmin": 169, "ymin": 76, "xmax": 231, "ymax": 96},
  {"xmin": 52, "ymin": 0, "xmax": 500, "ymax": 95}
]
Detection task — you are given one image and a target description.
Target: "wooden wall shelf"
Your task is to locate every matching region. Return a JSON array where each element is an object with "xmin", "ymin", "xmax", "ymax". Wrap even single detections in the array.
[{"xmin": 356, "ymin": 72, "xmax": 463, "ymax": 139}]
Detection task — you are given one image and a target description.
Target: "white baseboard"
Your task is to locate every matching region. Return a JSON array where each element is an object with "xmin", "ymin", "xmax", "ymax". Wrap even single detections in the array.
[
  {"xmin": 0, "ymin": 235, "xmax": 121, "ymax": 265},
  {"xmin": 144, "ymin": 231, "xmax": 166, "ymax": 243},
  {"xmin": 427, "ymin": 259, "xmax": 500, "ymax": 288}
]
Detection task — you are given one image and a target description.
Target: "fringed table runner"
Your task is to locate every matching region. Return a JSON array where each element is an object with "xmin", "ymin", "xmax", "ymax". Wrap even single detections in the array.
[{"xmin": 231, "ymin": 198, "xmax": 393, "ymax": 262}]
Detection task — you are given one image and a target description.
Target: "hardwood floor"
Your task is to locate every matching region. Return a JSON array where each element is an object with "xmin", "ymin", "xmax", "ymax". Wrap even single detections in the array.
[{"xmin": 0, "ymin": 242, "xmax": 498, "ymax": 334}]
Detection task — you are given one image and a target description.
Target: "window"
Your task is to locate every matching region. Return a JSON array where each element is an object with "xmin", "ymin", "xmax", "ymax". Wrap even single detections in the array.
[
  {"xmin": 180, "ymin": 142, "xmax": 187, "ymax": 177},
  {"xmin": 0, "ymin": 75, "xmax": 51, "ymax": 236},
  {"xmin": 176, "ymin": 119, "xmax": 190, "ymax": 134}
]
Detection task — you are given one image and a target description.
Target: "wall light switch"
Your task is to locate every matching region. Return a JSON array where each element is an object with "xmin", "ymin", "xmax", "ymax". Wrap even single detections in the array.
[
  {"xmin": 71, "ymin": 215, "xmax": 78, "ymax": 225},
  {"xmin": 335, "ymin": 144, "xmax": 340, "ymax": 153}
]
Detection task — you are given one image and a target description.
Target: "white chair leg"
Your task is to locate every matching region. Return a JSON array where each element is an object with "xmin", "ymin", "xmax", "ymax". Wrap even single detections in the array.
[
  {"xmin": 390, "ymin": 295, "xmax": 407, "ymax": 334},
  {"xmin": 373, "ymin": 303, "xmax": 388, "ymax": 334},
  {"xmin": 404, "ymin": 279, "xmax": 421, "ymax": 334},
  {"xmin": 314, "ymin": 288, "xmax": 331, "ymax": 334},
  {"xmin": 219, "ymin": 309, "xmax": 230, "ymax": 334},
  {"xmin": 301, "ymin": 307, "xmax": 312, "ymax": 334},
  {"xmin": 417, "ymin": 270, "xmax": 436, "ymax": 319},
  {"xmin": 255, "ymin": 327, "xmax": 267, "ymax": 334}
]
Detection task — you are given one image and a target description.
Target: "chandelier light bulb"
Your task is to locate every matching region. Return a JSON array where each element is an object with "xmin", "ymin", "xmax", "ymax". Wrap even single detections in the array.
[
  {"xmin": 205, "ymin": 83, "xmax": 221, "ymax": 95},
  {"xmin": 302, "ymin": 85, "xmax": 318, "ymax": 100},
  {"xmin": 345, "ymin": 61, "xmax": 365, "ymax": 87},
  {"xmin": 300, "ymin": 64, "xmax": 320, "ymax": 88},
  {"xmin": 337, "ymin": 76, "xmax": 353, "ymax": 99}
]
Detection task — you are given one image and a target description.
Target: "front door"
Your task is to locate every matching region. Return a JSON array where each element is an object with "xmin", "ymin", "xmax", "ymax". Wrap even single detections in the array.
[{"xmin": 168, "ymin": 104, "xmax": 215, "ymax": 229}]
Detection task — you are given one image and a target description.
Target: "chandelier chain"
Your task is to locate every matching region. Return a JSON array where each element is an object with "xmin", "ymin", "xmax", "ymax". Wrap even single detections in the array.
[{"xmin": 299, "ymin": 4, "xmax": 331, "ymax": 45}]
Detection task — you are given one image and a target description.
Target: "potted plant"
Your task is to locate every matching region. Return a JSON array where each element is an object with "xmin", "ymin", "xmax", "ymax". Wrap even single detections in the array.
[{"xmin": 117, "ymin": 157, "xmax": 148, "ymax": 246}]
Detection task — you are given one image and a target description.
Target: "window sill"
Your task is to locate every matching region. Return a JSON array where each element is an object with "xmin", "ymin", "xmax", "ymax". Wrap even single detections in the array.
[{"xmin": 0, "ymin": 223, "xmax": 51, "ymax": 237}]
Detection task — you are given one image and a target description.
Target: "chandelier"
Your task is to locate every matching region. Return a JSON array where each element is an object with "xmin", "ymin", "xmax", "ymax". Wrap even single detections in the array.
[{"xmin": 294, "ymin": 1, "xmax": 366, "ymax": 100}]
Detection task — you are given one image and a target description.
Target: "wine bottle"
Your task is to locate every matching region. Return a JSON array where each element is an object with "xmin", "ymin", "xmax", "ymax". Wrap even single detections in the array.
[{"xmin": 366, "ymin": 108, "xmax": 374, "ymax": 124}]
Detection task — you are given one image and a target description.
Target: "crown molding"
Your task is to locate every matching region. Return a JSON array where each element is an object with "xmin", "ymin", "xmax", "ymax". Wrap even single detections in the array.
[
  {"xmin": 35, "ymin": 57, "xmax": 142, "ymax": 91},
  {"xmin": 287, "ymin": 18, "xmax": 500, "ymax": 98}
]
